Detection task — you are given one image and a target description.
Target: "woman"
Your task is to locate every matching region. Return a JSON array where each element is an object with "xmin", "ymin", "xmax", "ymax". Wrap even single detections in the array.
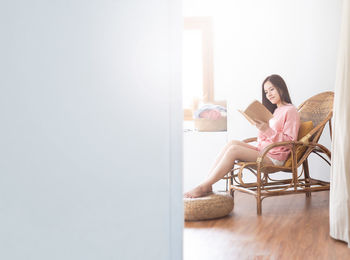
[{"xmin": 184, "ymin": 74, "xmax": 301, "ymax": 198}]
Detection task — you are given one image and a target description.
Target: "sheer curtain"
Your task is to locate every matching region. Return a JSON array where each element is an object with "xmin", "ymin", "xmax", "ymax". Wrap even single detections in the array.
[{"xmin": 330, "ymin": 0, "xmax": 350, "ymax": 246}]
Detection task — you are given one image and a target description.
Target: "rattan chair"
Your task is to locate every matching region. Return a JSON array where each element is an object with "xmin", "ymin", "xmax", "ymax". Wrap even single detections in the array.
[{"xmin": 226, "ymin": 91, "xmax": 334, "ymax": 215}]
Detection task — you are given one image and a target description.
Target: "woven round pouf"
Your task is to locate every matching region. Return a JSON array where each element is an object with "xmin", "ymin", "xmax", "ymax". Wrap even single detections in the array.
[{"xmin": 184, "ymin": 191, "xmax": 234, "ymax": 221}]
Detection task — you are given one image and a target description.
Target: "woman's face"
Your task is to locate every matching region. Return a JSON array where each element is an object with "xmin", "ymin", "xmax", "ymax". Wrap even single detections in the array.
[{"xmin": 264, "ymin": 81, "xmax": 282, "ymax": 106}]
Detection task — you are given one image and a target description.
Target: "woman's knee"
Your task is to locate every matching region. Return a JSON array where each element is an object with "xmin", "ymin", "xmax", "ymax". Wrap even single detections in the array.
[
  {"xmin": 225, "ymin": 144, "xmax": 240, "ymax": 157},
  {"xmin": 227, "ymin": 140, "xmax": 240, "ymax": 147}
]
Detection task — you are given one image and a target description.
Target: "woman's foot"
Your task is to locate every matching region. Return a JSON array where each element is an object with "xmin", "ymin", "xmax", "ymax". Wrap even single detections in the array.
[{"xmin": 184, "ymin": 184, "xmax": 212, "ymax": 198}]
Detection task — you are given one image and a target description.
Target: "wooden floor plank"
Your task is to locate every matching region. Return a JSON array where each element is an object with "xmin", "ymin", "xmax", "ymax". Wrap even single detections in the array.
[{"xmin": 184, "ymin": 191, "xmax": 350, "ymax": 260}]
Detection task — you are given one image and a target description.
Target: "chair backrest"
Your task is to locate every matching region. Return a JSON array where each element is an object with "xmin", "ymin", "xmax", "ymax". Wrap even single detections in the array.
[
  {"xmin": 297, "ymin": 91, "xmax": 334, "ymax": 143},
  {"xmin": 283, "ymin": 91, "xmax": 334, "ymax": 167}
]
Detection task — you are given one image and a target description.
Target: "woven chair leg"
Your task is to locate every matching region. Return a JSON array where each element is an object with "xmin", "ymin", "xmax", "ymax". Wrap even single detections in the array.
[
  {"xmin": 257, "ymin": 197, "xmax": 262, "ymax": 215},
  {"xmin": 256, "ymin": 167, "xmax": 263, "ymax": 215},
  {"xmin": 303, "ymin": 159, "xmax": 311, "ymax": 197}
]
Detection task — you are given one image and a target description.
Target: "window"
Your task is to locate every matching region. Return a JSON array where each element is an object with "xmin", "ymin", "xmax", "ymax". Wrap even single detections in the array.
[{"xmin": 182, "ymin": 17, "xmax": 214, "ymax": 121}]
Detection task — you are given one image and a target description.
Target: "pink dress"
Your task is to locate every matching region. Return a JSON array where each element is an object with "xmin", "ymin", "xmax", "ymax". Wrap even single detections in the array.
[{"xmin": 257, "ymin": 104, "xmax": 301, "ymax": 161}]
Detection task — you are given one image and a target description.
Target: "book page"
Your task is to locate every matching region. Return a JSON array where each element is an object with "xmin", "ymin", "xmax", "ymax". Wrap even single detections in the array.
[
  {"xmin": 238, "ymin": 109, "xmax": 256, "ymax": 125},
  {"xmin": 238, "ymin": 100, "xmax": 273, "ymax": 125}
]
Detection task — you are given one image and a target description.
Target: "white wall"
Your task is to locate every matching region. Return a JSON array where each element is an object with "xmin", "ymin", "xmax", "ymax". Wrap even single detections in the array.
[
  {"xmin": 183, "ymin": 132, "xmax": 227, "ymax": 192},
  {"xmin": 0, "ymin": 1, "xmax": 182, "ymax": 260}
]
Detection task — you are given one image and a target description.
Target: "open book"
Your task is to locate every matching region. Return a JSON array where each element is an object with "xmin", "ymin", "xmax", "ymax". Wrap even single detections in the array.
[{"xmin": 238, "ymin": 100, "xmax": 273, "ymax": 125}]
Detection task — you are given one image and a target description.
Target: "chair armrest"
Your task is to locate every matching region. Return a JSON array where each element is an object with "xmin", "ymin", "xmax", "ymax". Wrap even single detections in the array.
[
  {"xmin": 242, "ymin": 137, "xmax": 257, "ymax": 143},
  {"xmin": 256, "ymin": 140, "xmax": 331, "ymax": 165}
]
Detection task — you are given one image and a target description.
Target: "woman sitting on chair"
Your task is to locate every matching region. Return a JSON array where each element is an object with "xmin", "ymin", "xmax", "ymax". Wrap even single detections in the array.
[{"xmin": 184, "ymin": 74, "xmax": 301, "ymax": 198}]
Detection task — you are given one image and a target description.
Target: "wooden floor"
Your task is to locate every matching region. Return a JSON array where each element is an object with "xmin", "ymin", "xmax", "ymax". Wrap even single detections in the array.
[{"xmin": 184, "ymin": 191, "xmax": 350, "ymax": 260}]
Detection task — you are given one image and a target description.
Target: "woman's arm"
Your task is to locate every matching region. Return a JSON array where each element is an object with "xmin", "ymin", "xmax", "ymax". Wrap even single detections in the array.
[{"xmin": 259, "ymin": 108, "xmax": 300, "ymax": 143}]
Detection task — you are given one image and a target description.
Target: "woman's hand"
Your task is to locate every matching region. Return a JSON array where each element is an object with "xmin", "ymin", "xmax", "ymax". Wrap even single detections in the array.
[{"xmin": 254, "ymin": 120, "xmax": 270, "ymax": 132}]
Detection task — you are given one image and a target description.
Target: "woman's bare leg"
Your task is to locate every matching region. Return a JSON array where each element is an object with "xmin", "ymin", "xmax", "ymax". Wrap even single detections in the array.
[
  {"xmin": 207, "ymin": 140, "xmax": 258, "ymax": 176},
  {"xmin": 184, "ymin": 144, "xmax": 272, "ymax": 198}
]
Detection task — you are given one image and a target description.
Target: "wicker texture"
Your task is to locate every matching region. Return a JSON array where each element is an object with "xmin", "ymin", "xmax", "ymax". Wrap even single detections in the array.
[
  {"xmin": 184, "ymin": 192, "xmax": 234, "ymax": 221},
  {"xmin": 299, "ymin": 92, "xmax": 334, "ymax": 129}
]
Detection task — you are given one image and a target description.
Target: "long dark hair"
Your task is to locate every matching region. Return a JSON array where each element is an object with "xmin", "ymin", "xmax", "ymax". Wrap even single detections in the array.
[{"xmin": 262, "ymin": 74, "xmax": 292, "ymax": 113}]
